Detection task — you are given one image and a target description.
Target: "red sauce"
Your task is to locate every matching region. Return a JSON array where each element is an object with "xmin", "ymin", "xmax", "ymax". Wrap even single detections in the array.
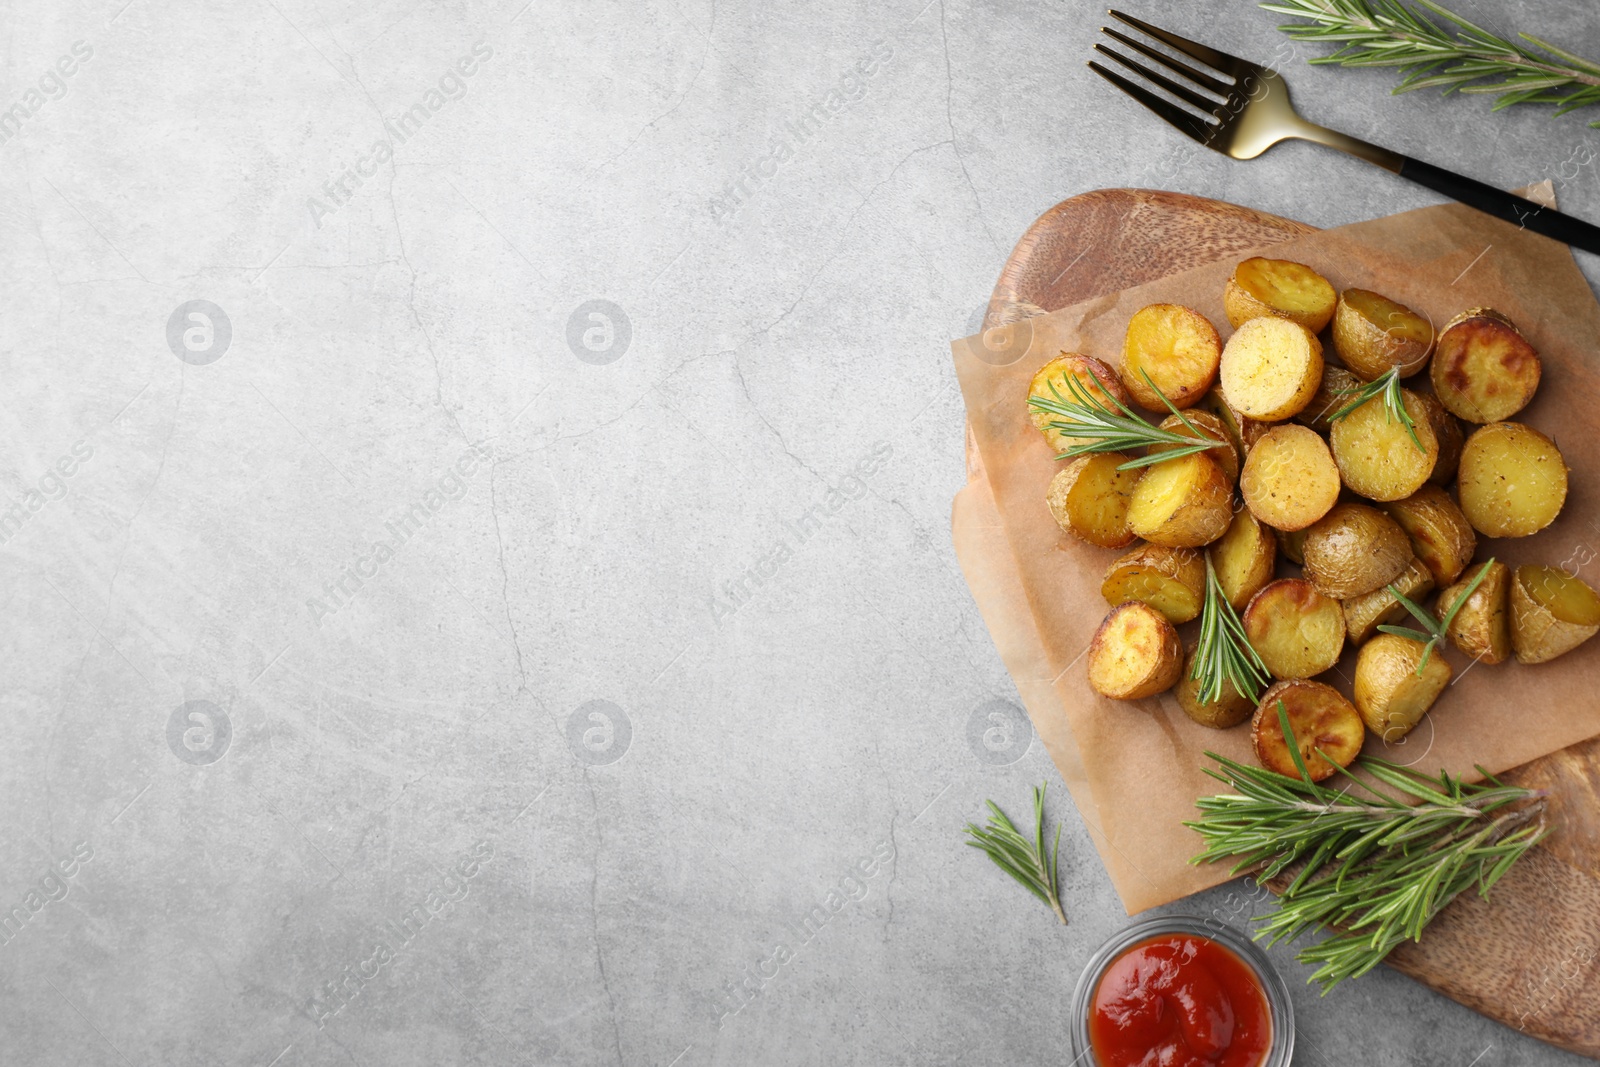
[{"xmin": 1089, "ymin": 934, "xmax": 1272, "ymax": 1067}]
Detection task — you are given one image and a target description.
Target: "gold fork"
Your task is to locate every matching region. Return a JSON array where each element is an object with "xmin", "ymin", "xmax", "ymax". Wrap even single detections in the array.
[{"xmin": 1089, "ymin": 9, "xmax": 1600, "ymax": 257}]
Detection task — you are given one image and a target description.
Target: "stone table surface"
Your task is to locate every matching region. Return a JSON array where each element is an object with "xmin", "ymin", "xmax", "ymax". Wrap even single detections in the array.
[{"xmin": 3, "ymin": 0, "xmax": 1598, "ymax": 1064}]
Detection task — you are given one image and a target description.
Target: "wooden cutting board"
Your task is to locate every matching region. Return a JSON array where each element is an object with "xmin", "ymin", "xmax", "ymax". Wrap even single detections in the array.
[{"xmin": 976, "ymin": 188, "xmax": 1600, "ymax": 1059}]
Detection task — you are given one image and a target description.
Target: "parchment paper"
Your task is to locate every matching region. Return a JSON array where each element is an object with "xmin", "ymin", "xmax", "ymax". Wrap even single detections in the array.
[{"xmin": 952, "ymin": 187, "xmax": 1600, "ymax": 914}]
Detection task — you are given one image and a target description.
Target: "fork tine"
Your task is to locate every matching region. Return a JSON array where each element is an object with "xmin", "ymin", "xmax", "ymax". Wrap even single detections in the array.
[
  {"xmin": 1093, "ymin": 44, "xmax": 1225, "ymax": 118},
  {"xmin": 1100, "ymin": 27, "xmax": 1232, "ymax": 97},
  {"xmin": 1108, "ymin": 9, "xmax": 1253, "ymax": 79},
  {"xmin": 1088, "ymin": 61, "xmax": 1218, "ymax": 147}
]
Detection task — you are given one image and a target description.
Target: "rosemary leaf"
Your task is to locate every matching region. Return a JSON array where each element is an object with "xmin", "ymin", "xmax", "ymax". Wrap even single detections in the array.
[{"xmin": 964, "ymin": 783, "xmax": 1068, "ymax": 924}]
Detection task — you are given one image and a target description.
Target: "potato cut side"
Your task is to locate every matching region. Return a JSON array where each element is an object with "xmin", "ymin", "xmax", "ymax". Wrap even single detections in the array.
[
  {"xmin": 1239, "ymin": 424, "xmax": 1340, "ymax": 532},
  {"xmin": 1101, "ymin": 544, "xmax": 1206, "ymax": 624},
  {"xmin": 1127, "ymin": 452, "xmax": 1233, "ymax": 548},
  {"xmin": 1219, "ymin": 317, "xmax": 1325, "ymax": 421},
  {"xmin": 1046, "ymin": 454, "xmax": 1141, "ymax": 548},
  {"xmin": 1328, "ymin": 387, "xmax": 1439, "ymax": 502},
  {"xmin": 1437, "ymin": 561, "xmax": 1510, "ymax": 666},
  {"xmin": 1175, "ymin": 649, "xmax": 1254, "ymax": 729},
  {"xmin": 1380, "ymin": 484, "xmax": 1477, "ymax": 587},
  {"xmin": 1225, "ymin": 257, "xmax": 1338, "ymax": 333},
  {"xmin": 1242, "ymin": 579, "xmax": 1346, "ymax": 680},
  {"xmin": 1120, "ymin": 303, "xmax": 1222, "ymax": 410},
  {"xmin": 1331, "ymin": 288, "xmax": 1434, "ymax": 381},
  {"xmin": 1344, "ymin": 558, "xmax": 1435, "ymax": 645},
  {"xmin": 1430, "ymin": 308, "xmax": 1541, "ymax": 423},
  {"xmin": 1295, "ymin": 365, "xmax": 1363, "ymax": 435},
  {"xmin": 1251, "ymin": 679, "xmax": 1364, "ymax": 781},
  {"xmin": 1149, "ymin": 410, "xmax": 1240, "ymax": 483},
  {"xmin": 1511, "ymin": 565, "xmax": 1600, "ymax": 665},
  {"xmin": 1208, "ymin": 509, "xmax": 1276, "ymax": 611},
  {"xmin": 1027, "ymin": 353, "xmax": 1132, "ymax": 455},
  {"xmin": 1413, "ymin": 392, "xmax": 1464, "ymax": 486},
  {"xmin": 1196, "ymin": 385, "xmax": 1270, "ymax": 453},
  {"xmin": 1301, "ymin": 502, "xmax": 1412, "ymax": 599},
  {"xmin": 1457, "ymin": 422, "xmax": 1567, "ymax": 538},
  {"xmin": 1087, "ymin": 602, "xmax": 1183, "ymax": 700},
  {"xmin": 1353, "ymin": 634, "xmax": 1452, "ymax": 742}
]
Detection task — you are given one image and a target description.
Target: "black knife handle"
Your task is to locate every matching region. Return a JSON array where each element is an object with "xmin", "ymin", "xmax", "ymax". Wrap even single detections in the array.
[{"xmin": 1398, "ymin": 156, "xmax": 1600, "ymax": 257}]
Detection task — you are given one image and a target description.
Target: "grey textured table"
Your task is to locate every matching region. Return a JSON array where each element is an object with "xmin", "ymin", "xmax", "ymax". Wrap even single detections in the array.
[{"xmin": 3, "ymin": 1, "xmax": 1597, "ymax": 1064}]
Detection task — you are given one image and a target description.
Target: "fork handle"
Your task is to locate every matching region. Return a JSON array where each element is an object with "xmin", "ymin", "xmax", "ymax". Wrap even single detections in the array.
[{"xmin": 1396, "ymin": 156, "xmax": 1600, "ymax": 257}]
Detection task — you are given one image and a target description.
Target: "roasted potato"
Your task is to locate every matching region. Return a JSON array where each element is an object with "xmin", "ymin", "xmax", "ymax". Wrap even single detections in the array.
[
  {"xmin": 1046, "ymin": 454, "xmax": 1141, "ymax": 548},
  {"xmin": 1028, "ymin": 353, "xmax": 1132, "ymax": 455},
  {"xmin": 1087, "ymin": 602, "xmax": 1184, "ymax": 699},
  {"xmin": 1430, "ymin": 308, "xmax": 1541, "ymax": 423},
  {"xmin": 1437, "ymin": 560, "xmax": 1511, "ymax": 665},
  {"xmin": 1208, "ymin": 509, "xmax": 1276, "ymax": 611},
  {"xmin": 1242, "ymin": 579, "xmax": 1346, "ymax": 680},
  {"xmin": 1120, "ymin": 304, "xmax": 1222, "ymax": 410},
  {"xmin": 1239, "ymin": 424, "xmax": 1341, "ymax": 532},
  {"xmin": 1224, "ymin": 257, "xmax": 1337, "ymax": 333},
  {"xmin": 1251, "ymin": 679, "xmax": 1364, "ymax": 782},
  {"xmin": 1353, "ymin": 634, "xmax": 1452, "ymax": 742},
  {"xmin": 1219, "ymin": 317, "xmax": 1325, "ymax": 421},
  {"xmin": 1331, "ymin": 288, "xmax": 1434, "ymax": 380},
  {"xmin": 1413, "ymin": 392, "xmax": 1464, "ymax": 486},
  {"xmin": 1457, "ymin": 421, "xmax": 1568, "ymax": 537},
  {"xmin": 1328, "ymin": 386, "xmax": 1439, "ymax": 501},
  {"xmin": 1196, "ymin": 385, "xmax": 1271, "ymax": 452},
  {"xmin": 1127, "ymin": 452, "xmax": 1233, "ymax": 547},
  {"xmin": 1295, "ymin": 365, "xmax": 1363, "ymax": 435},
  {"xmin": 1175, "ymin": 649, "xmax": 1254, "ymax": 729},
  {"xmin": 1278, "ymin": 526, "xmax": 1306, "ymax": 565},
  {"xmin": 1102, "ymin": 544, "xmax": 1206, "ymax": 624},
  {"xmin": 1344, "ymin": 558, "xmax": 1435, "ymax": 645},
  {"xmin": 1510, "ymin": 565, "xmax": 1600, "ymax": 665},
  {"xmin": 1149, "ymin": 410, "xmax": 1241, "ymax": 483},
  {"xmin": 1380, "ymin": 485, "xmax": 1477, "ymax": 586},
  {"xmin": 1301, "ymin": 503, "xmax": 1412, "ymax": 599}
]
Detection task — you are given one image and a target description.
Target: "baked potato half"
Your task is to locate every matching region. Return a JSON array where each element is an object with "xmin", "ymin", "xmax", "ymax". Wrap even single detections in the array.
[
  {"xmin": 1224, "ymin": 257, "xmax": 1337, "ymax": 333},
  {"xmin": 1328, "ymin": 386, "xmax": 1439, "ymax": 502},
  {"xmin": 1127, "ymin": 452, "xmax": 1233, "ymax": 547},
  {"xmin": 1208, "ymin": 509, "xmax": 1276, "ymax": 611},
  {"xmin": 1120, "ymin": 303, "xmax": 1222, "ymax": 410},
  {"xmin": 1413, "ymin": 391, "xmax": 1464, "ymax": 486},
  {"xmin": 1430, "ymin": 308, "xmax": 1540, "ymax": 423},
  {"xmin": 1175, "ymin": 648, "xmax": 1255, "ymax": 729},
  {"xmin": 1239, "ymin": 424, "xmax": 1341, "ymax": 532},
  {"xmin": 1457, "ymin": 421, "xmax": 1567, "ymax": 537},
  {"xmin": 1510, "ymin": 565, "xmax": 1600, "ymax": 665},
  {"xmin": 1331, "ymin": 288, "xmax": 1434, "ymax": 380},
  {"xmin": 1242, "ymin": 579, "xmax": 1346, "ymax": 680},
  {"xmin": 1277, "ymin": 526, "xmax": 1306, "ymax": 566},
  {"xmin": 1197, "ymin": 385, "xmax": 1270, "ymax": 452},
  {"xmin": 1102, "ymin": 544, "xmax": 1206, "ymax": 624},
  {"xmin": 1149, "ymin": 410, "xmax": 1240, "ymax": 483},
  {"xmin": 1295, "ymin": 365, "xmax": 1363, "ymax": 435},
  {"xmin": 1437, "ymin": 560, "xmax": 1510, "ymax": 666},
  {"xmin": 1344, "ymin": 558, "xmax": 1435, "ymax": 645},
  {"xmin": 1300, "ymin": 502, "xmax": 1412, "ymax": 599},
  {"xmin": 1027, "ymin": 353, "xmax": 1132, "ymax": 455},
  {"xmin": 1046, "ymin": 454, "xmax": 1141, "ymax": 548},
  {"xmin": 1219, "ymin": 316, "xmax": 1325, "ymax": 421},
  {"xmin": 1251, "ymin": 679, "xmax": 1364, "ymax": 782},
  {"xmin": 1087, "ymin": 602, "xmax": 1184, "ymax": 699},
  {"xmin": 1353, "ymin": 634, "xmax": 1452, "ymax": 742},
  {"xmin": 1380, "ymin": 485, "xmax": 1477, "ymax": 587}
]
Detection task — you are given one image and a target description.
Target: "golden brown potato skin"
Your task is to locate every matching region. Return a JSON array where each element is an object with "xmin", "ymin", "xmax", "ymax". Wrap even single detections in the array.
[
  {"xmin": 1028, "ymin": 353, "xmax": 1132, "ymax": 455},
  {"xmin": 1353, "ymin": 634, "xmax": 1452, "ymax": 742},
  {"xmin": 1239, "ymin": 424, "xmax": 1341, "ymax": 532},
  {"xmin": 1197, "ymin": 385, "xmax": 1270, "ymax": 453},
  {"xmin": 1219, "ymin": 317, "xmax": 1324, "ymax": 421},
  {"xmin": 1120, "ymin": 303, "xmax": 1222, "ymax": 410},
  {"xmin": 1295, "ymin": 365, "xmax": 1363, "ymax": 434},
  {"xmin": 1438, "ymin": 561, "xmax": 1510, "ymax": 666},
  {"xmin": 1344, "ymin": 558, "xmax": 1435, "ymax": 645},
  {"xmin": 1225, "ymin": 258, "xmax": 1337, "ymax": 333},
  {"xmin": 1046, "ymin": 454, "xmax": 1140, "ymax": 549},
  {"xmin": 1457, "ymin": 421, "xmax": 1568, "ymax": 538},
  {"xmin": 1331, "ymin": 288, "xmax": 1434, "ymax": 381},
  {"xmin": 1242, "ymin": 579, "xmax": 1346, "ymax": 680},
  {"xmin": 1251, "ymin": 679, "xmax": 1364, "ymax": 781},
  {"xmin": 1208, "ymin": 509, "xmax": 1277, "ymax": 611},
  {"xmin": 1510, "ymin": 565, "xmax": 1600, "ymax": 665},
  {"xmin": 1277, "ymin": 526, "xmax": 1306, "ymax": 565},
  {"xmin": 1413, "ymin": 392, "xmax": 1464, "ymax": 486},
  {"xmin": 1301, "ymin": 503, "xmax": 1412, "ymax": 599},
  {"xmin": 1175, "ymin": 649, "xmax": 1255, "ymax": 728},
  {"xmin": 1380, "ymin": 485, "xmax": 1477, "ymax": 587},
  {"xmin": 1087, "ymin": 602, "xmax": 1184, "ymax": 699},
  {"xmin": 1102, "ymin": 544, "xmax": 1206, "ymax": 624},
  {"xmin": 1127, "ymin": 451, "xmax": 1234, "ymax": 548},
  {"xmin": 1149, "ymin": 410, "xmax": 1240, "ymax": 483},
  {"xmin": 1328, "ymin": 386, "xmax": 1439, "ymax": 502},
  {"xmin": 1430, "ymin": 308, "xmax": 1541, "ymax": 423}
]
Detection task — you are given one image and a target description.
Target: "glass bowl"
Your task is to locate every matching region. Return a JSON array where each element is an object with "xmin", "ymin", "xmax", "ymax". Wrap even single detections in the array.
[{"xmin": 1068, "ymin": 914, "xmax": 1295, "ymax": 1067}]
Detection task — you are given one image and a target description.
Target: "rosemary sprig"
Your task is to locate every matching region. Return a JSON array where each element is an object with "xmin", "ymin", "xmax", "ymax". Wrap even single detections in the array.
[
  {"xmin": 963, "ymin": 783, "xmax": 1067, "ymax": 924},
  {"xmin": 1027, "ymin": 370, "xmax": 1229, "ymax": 470},
  {"xmin": 1189, "ymin": 704, "xmax": 1548, "ymax": 993},
  {"xmin": 1263, "ymin": 0, "xmax": 1600, "ymax": 127},
  {"xmin": 1378, "ymin": 556, "xmax": 1495, "ymax": 673},
  {"xmin": 1327, "ymin": 366, "xmax": 1425, "ymax": 452},
  {"xmin": 1191, "ymin": 556, "xmax": 1271, "ymax": 706}
]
